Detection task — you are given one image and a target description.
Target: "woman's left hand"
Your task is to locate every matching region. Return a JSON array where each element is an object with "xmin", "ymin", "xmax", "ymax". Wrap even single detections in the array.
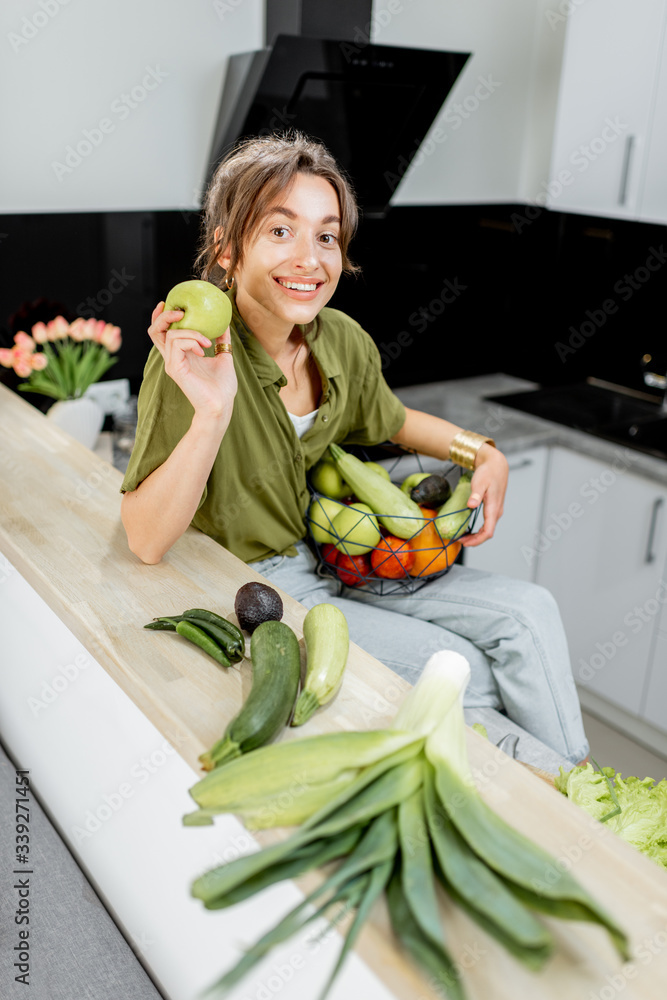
[{"xmin": 460, "ymin": 443, "xmax": 509, "ymax": 547}]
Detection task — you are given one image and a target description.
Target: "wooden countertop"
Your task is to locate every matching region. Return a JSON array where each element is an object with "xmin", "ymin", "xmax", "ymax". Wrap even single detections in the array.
[{"xmin": 2, "ymin": 381, "xmax": 667, "ymax": 1000}]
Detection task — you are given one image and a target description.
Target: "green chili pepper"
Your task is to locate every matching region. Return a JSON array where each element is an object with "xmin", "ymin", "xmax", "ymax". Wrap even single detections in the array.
[
  {"xmin": 182, "ymin": 608, "xmax": 245, "ymax": 646},
  {"xmin": 175, "ymin": 620, "xmax": 231, "ymax": 669},
  {"xmin": 182, "ymin": 616, "xmax": 244, "ymax": 663}
]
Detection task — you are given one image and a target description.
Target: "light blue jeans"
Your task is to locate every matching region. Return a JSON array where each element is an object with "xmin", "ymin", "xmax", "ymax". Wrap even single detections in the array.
[{"xmin": 251, "ymin": 541, "xmax": 589, "ymax": 766}]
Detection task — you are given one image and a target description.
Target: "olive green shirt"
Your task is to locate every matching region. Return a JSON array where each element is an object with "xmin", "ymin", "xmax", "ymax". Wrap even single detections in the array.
[{"xmin": 121, "ymin": 290, "xmax": 406, "ymax": 562}]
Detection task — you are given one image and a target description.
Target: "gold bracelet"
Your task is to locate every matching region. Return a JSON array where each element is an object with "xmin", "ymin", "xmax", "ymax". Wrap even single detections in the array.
[{"xmin": 449, "ymin": 430, "xmax": 496, "ymax": 470}]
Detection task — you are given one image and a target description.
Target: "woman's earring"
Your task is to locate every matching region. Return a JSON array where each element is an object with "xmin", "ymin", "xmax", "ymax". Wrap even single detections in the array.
[{"xmin": 224, "ymin": 274, "xmax": 235, "ymax": 289}]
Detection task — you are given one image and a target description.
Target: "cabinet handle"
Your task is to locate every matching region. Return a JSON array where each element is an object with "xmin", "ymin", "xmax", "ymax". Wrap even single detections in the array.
[
  {"xmin": 645, "ymin": 497, "xmax": 664, "ymax": 564},
  {"xmin": 618, "ymin": 135, "xmax": 635, "ymax": 206},
  {"xmin": 508, "ymin": 458, "xmax": 533, "ymax": 472}
]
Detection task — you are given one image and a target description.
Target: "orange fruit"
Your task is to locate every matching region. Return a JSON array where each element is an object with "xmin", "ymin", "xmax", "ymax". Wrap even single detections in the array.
[
  {"xmin": 408, "ymin": 506, "xmax": 461, "ymax": 577},
  {"xmin": 370, "ymin": 535, "xmax": 415, "ymax": 578}
]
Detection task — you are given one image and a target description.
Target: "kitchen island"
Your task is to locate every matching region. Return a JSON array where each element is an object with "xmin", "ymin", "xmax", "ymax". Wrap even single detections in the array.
[{"xmin": 2, "ymin": 380, "xmax": 667, "ymax": 1000}]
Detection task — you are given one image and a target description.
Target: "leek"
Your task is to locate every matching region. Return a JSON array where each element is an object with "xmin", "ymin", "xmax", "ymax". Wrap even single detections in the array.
[
  {"xmin": 423, "ymin": 655, "xmax": 629, "ymax": 961},
  {"xmin": 184, "ymin": 728, "xmax": 420, "ymax": 828},
  {"xmin": 187, "ymin": 650, "xmax": 629, "ymax": 999}
]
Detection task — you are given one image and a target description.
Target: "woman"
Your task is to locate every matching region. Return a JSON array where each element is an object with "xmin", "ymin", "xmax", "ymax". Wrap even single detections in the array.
[{"xmin": 120, "ymin": 132, "xmax": 589, "ymax": 766}]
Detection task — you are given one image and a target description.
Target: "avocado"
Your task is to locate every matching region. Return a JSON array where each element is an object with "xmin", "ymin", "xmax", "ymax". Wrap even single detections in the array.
[
  {"xmin": 410, "ymin": 472, "xmax": 452, "ymax": 507},
  {"xmin": 234, "ymin": 582, "xmax": 284, "ymax": 634}
]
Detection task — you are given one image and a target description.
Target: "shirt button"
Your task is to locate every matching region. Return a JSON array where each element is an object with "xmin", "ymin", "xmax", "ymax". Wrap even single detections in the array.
[
  {"xmin": 321, "ymin": 414, "xmax": 329, "ymax": 422},
  {"xmin": 295, "ymin": 453, "xmax": 303, "ymax": 462}
]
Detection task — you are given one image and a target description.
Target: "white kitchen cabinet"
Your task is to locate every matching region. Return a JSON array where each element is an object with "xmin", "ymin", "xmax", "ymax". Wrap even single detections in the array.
[
  {"xmin": 637, "ymin": 36, "xmax": 667, "ymax": 223},
  {"xmin": 463, "ymin": 445, "xmax": 548, "ymax": 582},
  {"xmin": 546, "ymin": 0, "xmax": 667, "ymax": 221},
  {"xmin": 640, "ymin": 583, "xmax": 667, "ymax": 730},
  {"xmin": 535, "ymin": 447, "xmax": 667, "ymax": 720}
]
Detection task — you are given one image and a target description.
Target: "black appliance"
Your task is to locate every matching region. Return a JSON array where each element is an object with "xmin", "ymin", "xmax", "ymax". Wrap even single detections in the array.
[{"xmin": 204, "ymin": 33, "xmax": 470, "ymax": 217}]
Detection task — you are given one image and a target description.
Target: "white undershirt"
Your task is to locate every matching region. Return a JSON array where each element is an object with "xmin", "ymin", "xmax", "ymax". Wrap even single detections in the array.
[{"xmin": 287, "ymin": 408, "xmax": 319, "ymax": 438}]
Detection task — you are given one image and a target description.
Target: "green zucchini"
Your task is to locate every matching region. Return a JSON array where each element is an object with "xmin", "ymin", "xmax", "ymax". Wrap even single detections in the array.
[
  {"xmin": 292, "ymin": 604, "xmax": 350, "ymax": 726},
  {"xmin": 328, "ymin": 444, "xmax": 426, "ymax": 540},
  {"xmin": 199, "ymin": 620, "xmax": 301, "ymax": 770},
  {"xmin": 433, "ymin": 472, "xmax": 473, "ymax": 540}
]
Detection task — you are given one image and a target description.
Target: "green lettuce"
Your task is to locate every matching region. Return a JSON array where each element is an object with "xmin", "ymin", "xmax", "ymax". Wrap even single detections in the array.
[{"xmin": 555, "ymin": 763, "xmax": 667, "ymax": 869}]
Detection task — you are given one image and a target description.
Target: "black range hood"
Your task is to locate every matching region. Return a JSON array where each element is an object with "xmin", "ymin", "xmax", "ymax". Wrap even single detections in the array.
[{"xmin": 205, "ymin": 33, "xmax": 470, "ymax": 217}]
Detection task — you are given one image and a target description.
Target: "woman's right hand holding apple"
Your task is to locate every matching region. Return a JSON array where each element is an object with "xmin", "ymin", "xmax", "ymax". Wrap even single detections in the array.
[{"xmin": 148, "ymin": 301, "xmax": 238, "ymax": 422}]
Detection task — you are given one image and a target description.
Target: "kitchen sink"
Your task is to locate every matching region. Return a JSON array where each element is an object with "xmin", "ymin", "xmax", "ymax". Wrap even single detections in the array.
[
  {"xmin": 485, "ymin": 378, "xmax": 667, "ymax": 460},
  {"xmin": 595, "ymin": 413, "xmax": 667, "ymax": 457}
]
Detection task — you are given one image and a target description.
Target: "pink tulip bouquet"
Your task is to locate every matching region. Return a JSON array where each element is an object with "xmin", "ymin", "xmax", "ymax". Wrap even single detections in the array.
[{"xmin": 0, "ymin": 316, "xmax": 121, "ymax": 401}]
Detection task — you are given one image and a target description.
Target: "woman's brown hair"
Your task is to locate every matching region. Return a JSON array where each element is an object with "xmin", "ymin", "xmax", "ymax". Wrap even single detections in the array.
[{"xmin": 195, "ymin": 131, "xmax": 360, "ymax": 287}]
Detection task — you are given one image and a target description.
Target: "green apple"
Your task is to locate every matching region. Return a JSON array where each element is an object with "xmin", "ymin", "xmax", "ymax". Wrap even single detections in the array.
[
  {"xmin": 308, "ymin": 496, "xmax": 345, "ymax": 544},
  {"xmin": 364, "ymin": 461, "xmax": 391, "ymax": 481},
  {"xmin": 332, "ymin": 503, "xmax": 381, "ymax": 556},
  {"xmin": 164, "ymin": 279, "xmax": 232, "ymax": 340},
  {"xmin": 310, "ymin": 458, "xmax": 352, "ymax": 500},
  {"xmin": 400, "ymin": 471, "xmax": 431, "ymax": 496}
]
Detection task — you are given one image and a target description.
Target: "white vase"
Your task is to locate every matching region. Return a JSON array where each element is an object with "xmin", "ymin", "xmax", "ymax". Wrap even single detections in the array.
[{"xmin": 46, "ymin": 397, "xmax": 105, "ymax": 450}]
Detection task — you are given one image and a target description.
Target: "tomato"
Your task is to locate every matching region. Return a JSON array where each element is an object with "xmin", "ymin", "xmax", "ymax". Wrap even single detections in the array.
[
  {"xmin": 320, "ymin": 542, "xmax": 339, "ymax": 569},
  {"xmin": 336, "ymin": 552, "xmax": 372, "ymax": 587}
]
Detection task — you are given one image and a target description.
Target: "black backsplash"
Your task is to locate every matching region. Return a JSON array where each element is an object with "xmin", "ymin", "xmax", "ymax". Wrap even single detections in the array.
[{"xmin": 2, "ymin": 204, "xmax": 666, "ymax": 397}]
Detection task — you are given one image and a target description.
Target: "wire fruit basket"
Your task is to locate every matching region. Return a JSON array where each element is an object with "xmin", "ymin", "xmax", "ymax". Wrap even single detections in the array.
[{"xmin": 306, "ymin": 446, "xmax": 479, "ymax": 596}]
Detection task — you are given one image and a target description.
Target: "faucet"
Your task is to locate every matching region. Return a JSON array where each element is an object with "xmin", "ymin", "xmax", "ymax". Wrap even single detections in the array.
[{"xmin": 641, "ymin": 354, "xmax": 667, "ymax": 412}]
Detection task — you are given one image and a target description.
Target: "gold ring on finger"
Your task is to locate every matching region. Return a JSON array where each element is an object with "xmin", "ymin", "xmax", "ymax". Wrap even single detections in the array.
[{"xmin": 215, "ymin": 343, "xmax": 233, "ymax": 355}]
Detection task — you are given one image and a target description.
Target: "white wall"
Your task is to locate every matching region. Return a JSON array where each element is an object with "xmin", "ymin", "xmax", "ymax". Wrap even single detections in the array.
[
  {"xmin": 370, "ymin": 0, "xmax": 568, "ymax": 206},
  {"xmin": 0, "ymin": 0, "xmax": 571, "ymax": 213},
  {"xmin": 0, "ymin": 0, "xmax": 264, "ymax": 213}
]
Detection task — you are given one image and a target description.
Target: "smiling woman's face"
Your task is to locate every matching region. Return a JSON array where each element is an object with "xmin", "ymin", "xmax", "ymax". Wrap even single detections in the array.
[{"xmin": 229, "ymin": 172, "xmax": 344, "ymax": 336}]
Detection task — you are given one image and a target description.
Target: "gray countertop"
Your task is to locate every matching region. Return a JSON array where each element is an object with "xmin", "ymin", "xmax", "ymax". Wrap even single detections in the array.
[{"xmin": 395, "ymin": 372, "xmax": 667, "ymax": 487}]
